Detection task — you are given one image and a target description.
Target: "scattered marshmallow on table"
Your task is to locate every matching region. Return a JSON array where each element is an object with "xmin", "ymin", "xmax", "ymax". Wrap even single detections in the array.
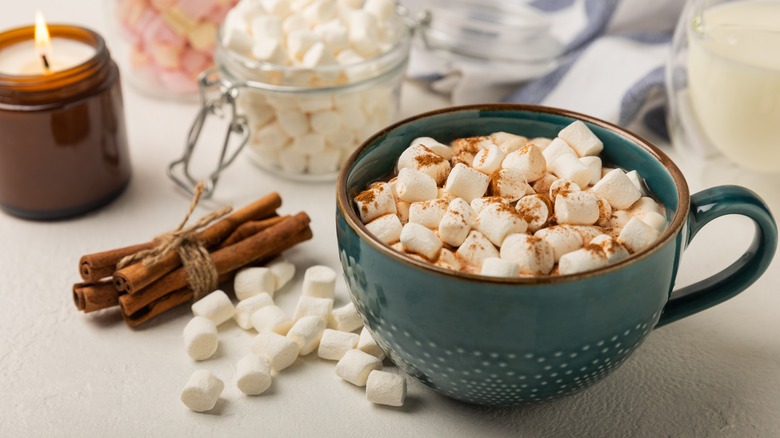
[
  {"xmin": 335, "ymin": 349, "xmax": 383, "ymax": 386},
  {"xmin": 252, "ymin": 331, "xmax": 300, "ymax": 371},
  {"xmin": 366, "ymin": 370, "xmax": 406, "ymax": 407},
  {"xmin": 287, "ymin": 315, "xmax": 326, "ymax": 355},
  {"xmin": 183, "ymin": 316, "xmax": 218, "ymax": 361},
  {"xmin": 180, "ymin": 370, "xmax": 224, "ymax": 413},
  {"xmin": 235, "ymin": 354, "xmax": 273, "ymax": 395},
  {"xmin": 293, "ymin": 295, "xmax": 334, "ymax": 322},
  {"xmin": 191, "ymin": 290, "xmax": 235, "ymax": 326},
  {"xmin": 302, "ymin": 265, "xmax": 337, "ymax": 299},
  {"xmin": 267, "ymin": 258, "xmax": 296, "ymax": 291},
  {"xmin": 234, "ymin": 267, "xmax": 276, "ymax": 300},
  {"xmin": 251, "ymin": 305, "xmax": 293, "ymax": 335},
  {"xmin": 318, "ymin": 329, "xmax": 360, "ymax": 361},
  {"xmin": 330, "ymin": 302, "xmax": 364, "ymax": 332},
  {"xmin": 358, "ymin": 327, "xmax": 385, "ymax": 359},
  {"xmin": 234, "ymin": 292, "xmax": 274, "ymax": 330}
]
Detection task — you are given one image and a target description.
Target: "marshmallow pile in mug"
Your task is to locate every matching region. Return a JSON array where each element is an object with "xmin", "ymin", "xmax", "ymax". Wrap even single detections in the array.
[{"xmin": 354, "ymin": 121, "xmax": 669, "ymax": 276}]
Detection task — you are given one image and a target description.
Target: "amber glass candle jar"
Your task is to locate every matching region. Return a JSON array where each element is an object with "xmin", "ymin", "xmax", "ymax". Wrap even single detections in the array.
[{"xmin": 0, "ymin": 25, "xmax": 131, "ymax": 220}]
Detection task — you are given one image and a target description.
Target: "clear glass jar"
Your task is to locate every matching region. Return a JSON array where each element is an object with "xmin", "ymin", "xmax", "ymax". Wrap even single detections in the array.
[
  {"xmin": 667, "ymin": 0, "xmax": 780, "ymax": 172},
  {"xmin": 110, "ymin": 0, "xmax": 237, "ymax": 99},
  {"xmin": 169, "ymin": 8, "xmax": 411, "ymax": 191}
]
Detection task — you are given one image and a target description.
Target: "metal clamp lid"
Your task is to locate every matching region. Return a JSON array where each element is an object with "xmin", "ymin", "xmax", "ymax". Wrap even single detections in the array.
[{"xmin": 167, "ymin": 69, "xmax": 250, "ymax": 199}]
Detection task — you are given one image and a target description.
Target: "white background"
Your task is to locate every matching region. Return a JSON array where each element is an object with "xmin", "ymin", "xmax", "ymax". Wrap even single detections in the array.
[{"xmin": 2, "ymin": 1, "xmax": 780, "ymax": 436}]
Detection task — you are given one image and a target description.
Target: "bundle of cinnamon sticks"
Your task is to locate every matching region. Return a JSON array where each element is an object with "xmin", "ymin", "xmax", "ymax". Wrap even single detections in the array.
[{"xmin": 73, "ymin": 192, "xmax": 313, "ymax": 327}]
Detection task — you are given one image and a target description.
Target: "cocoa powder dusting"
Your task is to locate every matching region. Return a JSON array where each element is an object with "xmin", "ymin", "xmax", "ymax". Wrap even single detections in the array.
[
  {"xmin": 452, "ymin": 136, "xmax": 490, "ymax": 155},
  {"xmin": 354, "ymin": 188, "xmax": 377, "ymax": 214},
  {"xmin": 415, "ymin": 152, "xmax": 445, "ymax": 167}
]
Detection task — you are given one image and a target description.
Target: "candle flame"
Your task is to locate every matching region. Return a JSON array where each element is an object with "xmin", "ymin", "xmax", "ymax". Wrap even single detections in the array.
[{"xmin": 34, "ymin": 10, "xmax": 52, "ymax": 73}]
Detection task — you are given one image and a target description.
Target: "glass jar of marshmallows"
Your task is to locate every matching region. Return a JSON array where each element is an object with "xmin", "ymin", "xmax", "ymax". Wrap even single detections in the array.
[{"xmin": 169, "ymin": 0, "xmax": 411, "ymax": 192}]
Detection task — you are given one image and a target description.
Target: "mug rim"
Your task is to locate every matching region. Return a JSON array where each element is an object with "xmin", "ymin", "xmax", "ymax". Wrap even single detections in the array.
[{"xmin": 336, "ymin": 103, "xmax": 690, "ymax": 285}]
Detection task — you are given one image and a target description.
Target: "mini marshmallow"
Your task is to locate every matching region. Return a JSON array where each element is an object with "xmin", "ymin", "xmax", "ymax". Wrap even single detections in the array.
[
  {"xmin": 400, "ymin": 222, "xmax": 443, "ymax": 261},
  {"xmin": 302, "ymin": 42, "xmax": 338, "ymax": 79},
  {"xmin": 191, "ymin": 290, "xmax": 235, "ymax": 326},
  {"xmin": 397, "ymin": 144, "xmax": 451, "ymax": 185},
  {"xmin": 335, "ymin": 349, "xmax": 383, "ymax": 386},
  {"xmin": 292, "ymin": 133, "xmax": 326, "ymax": 153},
  {"xmin": 395, "ymin": 168, "xmax": 438, "ymax": 203},
  {"xmin": 409, "ymin": 199, "xmax": 449, "ymax": 229},
  {"xmin": 596, "ymin": 195, "xmax": 613, "ymax": 227},
  {"xmin": 286, "ymin": 29, "xmax": 319, "ymax": 60},
  {"xmin": 542, "ymin": 138, "xmax": 577, "ymax": 171},
  {"xmin": 472, "ymin": 143, "xmax": 506, "ymax": 175},
  {"xmin": 592, "ymin": 169, "xmax": 642, "ymax": 210},
  {"xmin": 554, "ymin": 191, "xmax": 600, "ymax": 225},
  {"xmin": 491, "ymin": 132, "xmax": 528, "ymax": 154},
  {"xmin": 287, "ymin": 315, "xmax": 326, "ymax": 355},
  {"xmin": 635, "ymin": 211, "xmax": 668, "ymax": 232},
  {"xmin": 452, "ymin": 151, "xmax": 475, "ymax": 167},
  {"xmin": 303, "ymin": 0, "xmax": 337, "ymax": 24},
  {"xmin": 470, "ymin": 196, "xmax": 509, "ymax": 216},
  {"xmin": 435, "ymin": 248, "xmax": 462, "ymax": 271},
  {"xmin": 234, "ymin": 267, "xmax": 276, "ymax": 300},
  {"xmin": 534, "ymin": 226, "xmax": 584, "ymax": 262},
  {"xmin": 476, "ymin": 202, "xmax": 528, "ymax": 247},
  {"xmin": 558, "ymin": 120, "xmax": 603, "ymax": 157},
  {"xmin": 235, "ymin": 354, "xmax": 272, "ymax": 395},
  {"xmin": 251, "ymin": 331, "xmax": 300, "ymax": 371},
  {"xmin": 366, "ymin": 214, "xmax": 403, "ymax": 244},
  {"xmin": 262, "ymin": 0, "xmax": 291, "ymax": 18},
  {"xmin": 625, "ymin": 170, "xmax": 649, "ymax": 196},
  {"xmin": 451, "ymin": 136, "xmax": 493, "ymax": 154},
  {"xmin": 489, "ymin": 168, "xmax": 533, "ymax": 201},
  {"xmin": 580, "ymin": 156, "xmax": 602, "ymax": 186},
  {"xmin": 501, "ymin": 145, "xmax": 547, "ymax": 182},
  {"xmin": 444, "ymin": 163, "xmax": 490, "ymax": 203},
  {"xmin": 438, "ymin": 198, "xmax": 475, "ymax": 247},
  {"xmin": 366, "ymin": 370, "xmax": 406, "ymax": 407},
  {"xmin": 618, "ymin": 217, "xmax": 662, "ymax": 253},
  {"xmin": 548, "ymin": 178, "xmax": 580, "ymax": 202},
  {"xmin": 266, "ymin": 258, "xmax": 295, "ymax": 290},
  {"xmin": 252, "ymin": 37, "xmax": 285, "ymax": 63},
  {"xmin": 253, "ymin": 121, "xmax": 290, "ymax": 150},
  {"xmin": 315, "ymin": 20, "xmax": 349, "ymax": 54},
  {"xmin": 529, "ymin": 137, "xmax": 553, "ymax": 150},
  {"xmin": 412, "ymin": 137, "xmax": 453, "ymax": 160},
  {"xmin": 318, "ymin": 329, "xmax": 360, "ymax": 360},
  {"xmin": 276, "ymin": 108, "xmax": 309, "ymax": 137},
  {"xmin": 609, "ymin": 210, "xmax": 633, "ymax": 229},
  {"xmin": 348, "ymin": 10, "xmax": 379, "ymax": 57},
  {"xmin": 180, "ymin": 370, "xmax": 224, "ymax": 413},
  {"xmin": 309, "ymin": 110, "xmax": 342, "ymax": 135},
  {"xmin": 455, "ymin": 230, "xmax": 500, "ymax": 268},
  {"xmin": 354, "ymin": 182, "xmax": 397, "ymax": 223},
  {"xmin": 302, "ymin": 265, "xmax": 337, "ymax": 299},
  {"xmin": 251, "ymin": 305, "xmax": 293, "ymax": 334},
  {"xmin": 357, "ymin": 327, "xmax": 385, "ymax": 359},
  {"xmin": 629, "ymin": 197, "xmax": 663, "ymax": 215},
  {"xmin": 558, "ymin": 247, "xmax": 609, "ymax": 275},
  {"xmin": 480, "ymin": 257, "xmax": 520, "ymax": 277},
  {"xmin": 566, "ymin": 225, "xmax": 604, "ymax": 245},
  {"xmin": 499, "ymin": 234, "xmax": 555, "ymax": 275},
  {"xmin": 293, "ymin": 295, "xmax": 334, "ymax": 322},
  {"xmin": 234, "ymin": 293, "xmax": 274, "ymax": 330},
  {"xmin": 532, "ymin": 173, "xmax": 558, "ymax": 195},
  {"xmin": 183, "ymin": 316, "xmax": 218, "ymax": 361},
  {"xmin": 550, "ymin": 154, "xmax": 592, "ymax": 189},
  {"xmin": 515, "ymin": 194, "xmax": 551, "ymax": 232},
  {"xmin": 330, "ymin": 302, "xmax": 364, "ymax": 332},
  {"xmin": 278, "ymin": 147, "xmax": 307, "ymax": 174},
  {"xmin": 590, "ymin": 234, "xmax": 630, "ymax": 263}
]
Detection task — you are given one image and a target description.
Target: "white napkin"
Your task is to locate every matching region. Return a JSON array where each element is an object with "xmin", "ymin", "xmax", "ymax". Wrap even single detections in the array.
[{"xmin": 403, "ymin": 0, "xmax": 685, "ymax": 142}]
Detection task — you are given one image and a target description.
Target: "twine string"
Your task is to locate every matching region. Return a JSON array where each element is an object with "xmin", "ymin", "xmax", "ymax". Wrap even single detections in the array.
[{"xmin": 116, "ymin": 182, "xmax": 233, "ymax": 300}]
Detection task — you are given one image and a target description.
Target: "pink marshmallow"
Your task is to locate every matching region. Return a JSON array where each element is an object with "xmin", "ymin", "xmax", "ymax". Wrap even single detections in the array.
[
  {"xmin": 181, "ymin": 48, "xmax": 211, "ymax": 76},
  {"xmin": 175, "ymin": 0, "xmax": 217, "ymax": 21},
  {"xmin": 144, "ymin": 16, "xmax": 186, "ymax": 48},
  {"xmin": 160, "ymin": 69, "xmax": 199, "ymax": 94}
]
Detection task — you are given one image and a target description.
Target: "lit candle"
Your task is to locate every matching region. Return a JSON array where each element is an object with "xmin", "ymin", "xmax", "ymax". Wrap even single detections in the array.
[{"xmin": 0, "ymin": 13, "xmax": 131, "ymax": 220}]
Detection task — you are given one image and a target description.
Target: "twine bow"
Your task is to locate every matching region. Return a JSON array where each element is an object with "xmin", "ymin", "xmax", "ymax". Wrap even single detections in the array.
[{"xmin": 117, "ymin": 182, "xmax": 233, "ymax": 300}]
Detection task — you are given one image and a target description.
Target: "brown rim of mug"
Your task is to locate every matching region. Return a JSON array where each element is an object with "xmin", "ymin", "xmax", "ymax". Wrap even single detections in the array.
[{"xmin": 336, "ymin": 103, "xmax": 690, "ymax": 285}]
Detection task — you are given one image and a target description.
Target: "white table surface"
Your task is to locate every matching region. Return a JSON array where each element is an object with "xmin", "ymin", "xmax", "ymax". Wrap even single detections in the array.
[{"xmin": 3, "ymin": 2, "xmax": 780, "ymax": 437}]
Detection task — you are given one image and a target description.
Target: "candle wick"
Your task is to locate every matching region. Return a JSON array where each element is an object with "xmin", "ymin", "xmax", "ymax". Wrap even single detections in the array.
[{"xmin": 41, "ymin": 54, "xmax": 50, "ymax": 73}]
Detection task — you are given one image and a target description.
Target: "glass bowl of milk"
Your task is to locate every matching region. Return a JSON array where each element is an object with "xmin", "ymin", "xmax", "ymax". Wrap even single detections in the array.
[{"xmin": 667, "ymin": 0, "xmax": 780, "ymax": 172}]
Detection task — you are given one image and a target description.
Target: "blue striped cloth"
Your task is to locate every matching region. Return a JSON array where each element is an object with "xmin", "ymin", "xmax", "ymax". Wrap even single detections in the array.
[{"xmin": 404, "ymin": 0, "xmax": 684, "ymax": 142}]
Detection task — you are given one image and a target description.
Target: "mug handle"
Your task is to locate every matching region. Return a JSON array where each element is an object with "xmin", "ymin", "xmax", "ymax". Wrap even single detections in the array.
[{"xmin": 655, "ymin": 185, "xmax": 777, "ymax": 328}]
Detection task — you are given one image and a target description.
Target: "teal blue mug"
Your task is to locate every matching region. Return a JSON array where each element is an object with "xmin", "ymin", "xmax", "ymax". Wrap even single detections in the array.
[{"xmin": 335, "ymin": 105, "xmax": 777, "ymax": 406}]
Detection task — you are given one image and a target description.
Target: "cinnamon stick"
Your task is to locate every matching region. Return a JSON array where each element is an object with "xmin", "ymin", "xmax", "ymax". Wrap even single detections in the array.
[
  {"xmin": 121, "ymin": 287, "xmax": 194, "ymax": 328},
  {"xmin": 119, "ymin": 214, "xmax": 312, "ymax": 317},
  {"xmin": 218, "ymin": 215, "xmax": 288, "ymax": 249},
  {"xmin": 113, "ymin": 192, "xmax": 282, "ymax": 294},
  {"xmin": 73, "ymin": 280, "xmax": 123, "ymax": 313},
  {"xmin": 79, "ymin": 242, "xmax": 156, "ymax": 282}
]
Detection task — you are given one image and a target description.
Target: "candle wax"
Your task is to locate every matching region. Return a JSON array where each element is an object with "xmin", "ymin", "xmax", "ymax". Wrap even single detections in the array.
[{"xmin": 0, "ymin": 37, "xmax": 95, "ymax": 75}]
